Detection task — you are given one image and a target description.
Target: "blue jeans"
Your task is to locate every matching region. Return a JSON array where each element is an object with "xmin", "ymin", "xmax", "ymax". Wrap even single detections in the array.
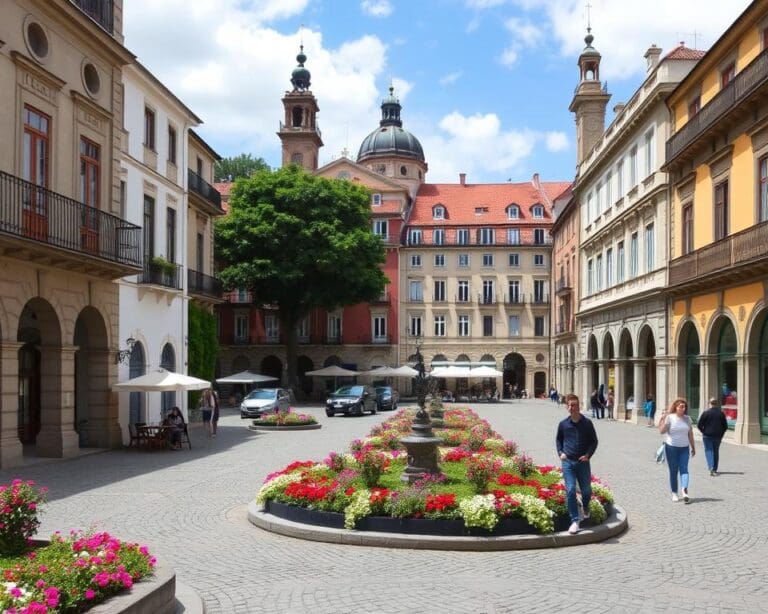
[
  {"xmin": 665, "ymin": 444, "xmax": 690, "ymax": 493},
  {"xmin": 562, "ymin": 459, "xmax": 592, "ymax": 522},
  {"xmin": 702, "ymin": 436, "xmax": 722, "ymax": 472}
]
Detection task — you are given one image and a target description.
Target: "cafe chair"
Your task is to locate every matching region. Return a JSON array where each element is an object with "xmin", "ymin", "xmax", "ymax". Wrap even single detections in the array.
[{"xmin": 129, "ymin": 422, "xmax": 146, "ymax": 448}]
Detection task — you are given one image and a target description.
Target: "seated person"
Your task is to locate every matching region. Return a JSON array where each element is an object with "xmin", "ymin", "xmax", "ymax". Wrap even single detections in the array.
[{"xmin": 167, "ymin": 406, "xmax": 186, "ymax": 449}]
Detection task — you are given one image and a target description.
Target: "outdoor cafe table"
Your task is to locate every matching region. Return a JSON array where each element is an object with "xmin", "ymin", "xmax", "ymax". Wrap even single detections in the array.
[{"xmin": 137, "ymin": 425, "xmax": 171, "ymax": 449}]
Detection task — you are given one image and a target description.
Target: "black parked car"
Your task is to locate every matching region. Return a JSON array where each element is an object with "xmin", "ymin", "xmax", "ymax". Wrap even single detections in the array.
[
  {"xmin": 375, "ymin": 386, "xmax": 399, "ymax": 411},
  {"xmin": 326, "ymin": 385, "xmax": 377, "ymax": 417}
]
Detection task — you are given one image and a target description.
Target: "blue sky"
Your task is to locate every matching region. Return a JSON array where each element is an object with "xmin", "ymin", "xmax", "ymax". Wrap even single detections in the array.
[{"xmin": 125, "ymin": 0, "xmax": 750, "ymax": 183}]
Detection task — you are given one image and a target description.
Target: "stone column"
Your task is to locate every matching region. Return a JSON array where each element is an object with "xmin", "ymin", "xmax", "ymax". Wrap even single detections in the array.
[
  {"xmin": 82, "ymin": 349, "xmax": 123, "ymax": 448},
  {"xmin": 0, "ymin": 342, "xmax": 24, "ymax": 468},
  {"xmin": 580, "ymin": 361, "xmax": 590, "ymax": 405},
  {"xmin": 633, "ymin": 359, "xmax": 646, "ymax": 425},
  {"xmin": 736, "ymin": 353, "xmax": 760, "ymax": 444},
  {"xmin": 698, "ymin": 354, "xmax": 715, "ymax": 411},
  {"xmin": 655, "ymin": 356, "xmax": 671, "ymax": 419},
  {"xmin": 614, "ymin": 358, "xmax": 627, "ymax": 421},
  {"xmin": 36, "ymin": 344, "xmax": 79, "ymax": 458}
]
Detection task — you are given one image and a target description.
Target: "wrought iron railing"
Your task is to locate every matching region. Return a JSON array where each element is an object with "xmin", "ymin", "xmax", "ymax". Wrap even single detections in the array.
[
  {"xmin": 224, "ymin": 290, "xmax": 253, "ymax": 303},
  {"xmin": 666, "ymin": 48, "xmax": 768, "ymax": 163},
  {"xmin": 669, "ymin": 220, "xmax": 768, "ymax": 285},
  {"xmin": 531, "ymin": 293, "xmax": 551, "ymax": 305},
  {"xmin": 188, "ymin": 169, "xmax": 223, "ymax": 210},
  {"xmin": 188, "ymin": 269, "xmax": 223, "ymax": 299},
  {"xmin": 71, "ymin": 0, "xmax": 114, "ymax": 34},
  {"xmin": 0, "ymin": 170, "xmax": 141, "ymax": 268},
  {"xmin": 138, "ymin": 262, "xmax": 181, "ymax": 290}
]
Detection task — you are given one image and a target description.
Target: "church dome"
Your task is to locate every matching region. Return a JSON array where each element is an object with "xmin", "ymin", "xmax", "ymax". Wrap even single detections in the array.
[
  {"xmin": 290, "ymin": 45, "xmax": 311, "ymax": 91},
  {"xmin": 357, "ymin": 86, "xmax": 425, "ymax": 163}
]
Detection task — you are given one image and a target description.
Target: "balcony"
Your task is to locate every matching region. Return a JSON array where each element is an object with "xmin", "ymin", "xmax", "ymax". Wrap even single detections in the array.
[
  {"xmin": 505, "ymin": 294, "xmax": 523, "ymax": 305},
  {"xmin": 668, "ymin": 220, "xmax": 768, "ymax": 293},
  {"xmin": 71, "ymin": 0, "xmax": 114, "ymax": 34},
  {"xmin": 137, "ymin": 262, "xmax": 182, "ymax": 291},
  {"xmin": 665, "ymin": 47, "xmax": 768, "ymax": 166},
  {"xmin": 370, "ymin": 292, "xmax": 391, "ymax": 305},
  {"xmin": 0, "ymin": 170, "xmax": 142, "ymax": 278},
  {"xmin": 477, "ymin": 294, "xmax": 497, "ymax": 306},
  {"xmin": 556, "ymin": 277, "xmax": 572, "ymax": 296},
  {"xmin": 188, "ymin": 269, "xmax": 223, "ymax": 301},
  {"xmin": 556, "ymin": 318, "xmax": 575, "ymax": 335},
  {"xmin": 224, "ymin": 290, "xmax": 253, "ymax": 304},
  {"xmin": 324, "ymin": 336, "xmax": 343, "ymax": 345},
  {"xmin": 530, "ymin": 293, "xmax": 551, "ymax": 306},
  {"xmin": 407, "ymin": 295, "xmax": 424, "ymax": 303},
  {"xmin": 405, "ymin": 236, "xmax": 553, "ymax": 247},
  {"xmin": 279, "ymin": 121, "xmax": 322, "ymax": 141},
  {"xmin": 352, "ymin": 334, "xmax": 393, "ymax": 345},
  {"xmin": 188, "ymin": 169, "xmax": 223, "ymax": 213}
]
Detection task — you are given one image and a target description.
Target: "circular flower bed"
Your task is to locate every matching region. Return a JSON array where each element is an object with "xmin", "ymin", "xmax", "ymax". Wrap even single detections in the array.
[
  {"xmin": 255, "ymin": 407, "xmax": 614, "ymax": 534},
  {"xmin": 250, "ymin": 409, "xmax": 320, "ymax": 430}
]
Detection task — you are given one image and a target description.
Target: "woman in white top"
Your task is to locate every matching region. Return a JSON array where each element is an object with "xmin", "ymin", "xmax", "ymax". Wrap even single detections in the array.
[{"xmin": 659, "ymin": 398, "xmax": 696, "ymax": 503}]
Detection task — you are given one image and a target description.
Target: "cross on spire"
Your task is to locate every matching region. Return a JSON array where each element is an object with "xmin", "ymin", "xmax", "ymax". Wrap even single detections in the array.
[{"xmin": 585, "ymin": 1, "xmax": 592, "ymax": 31}]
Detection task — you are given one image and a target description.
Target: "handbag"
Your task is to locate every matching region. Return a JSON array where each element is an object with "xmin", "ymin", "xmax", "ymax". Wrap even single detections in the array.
[{"xmin": 655, "ymin": 443, "xmax": 666, "ymax": 464}]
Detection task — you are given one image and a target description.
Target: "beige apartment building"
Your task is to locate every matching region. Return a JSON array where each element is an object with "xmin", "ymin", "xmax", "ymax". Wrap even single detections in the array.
[
  {"xmin": 0, "ymin": 0, "xmax": 140, "ymax": 466},
  {"xmin": 401, "ymin": 175, "xmax": 569, "ymax": 398}
]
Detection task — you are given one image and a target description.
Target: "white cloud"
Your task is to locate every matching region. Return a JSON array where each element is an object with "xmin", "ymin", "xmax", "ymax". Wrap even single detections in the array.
[
  {"xmin": 545, "ymin": 131, "xmax": 569, "ymax": 152},
  {"xmin": 124, "ymin": 0, "xmax": 390, "ymax": 167},
  {"xmin": 516, "ymin": 0, "xmax": 751, "ymax": 81},
  {"xmin": 504, "ymin": 17, "xmax": 543, "ymax": 47},
  {"xmin": 438, "ymin": 71, "xmax": 463, "ymax": 86},
  {"xmin": 499, "ymin": 47, "xmax": 518, "ymax": 67},
  {"xmin": 361, "ymin": 0, "xmax": 393, "ymax": 17},
  {"xmin": 465, "ymin": 0, "xmax": 507, "ymax": 8},
  {"xmin": 391, "ymin": 77, "xmax": 413, "ymax": 101}
]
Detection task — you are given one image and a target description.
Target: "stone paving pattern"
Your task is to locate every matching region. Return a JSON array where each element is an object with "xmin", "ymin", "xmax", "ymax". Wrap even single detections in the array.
[{"xmin": 2, "ymin": 401, "xmax": 767, "ymax": 613}]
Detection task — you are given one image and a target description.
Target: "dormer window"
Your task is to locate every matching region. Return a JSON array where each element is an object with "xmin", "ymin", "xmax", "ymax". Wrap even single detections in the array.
[
  {"xmin": 433, "ymin": 205, "xmax": 445, "ymax": 220},
  {"xmin": 532, "ymin": 204, "xmax": 544, "ymax": 219},
  {"xmin": 507, "ymin": 205, "xmax": 520, "ymax": 219},
  {"xmin": 474, "ymin": 206, "xmax": 489, "ymax": 215},
  {"xmin": 372, "ymin": 193, "xmax": 382, "ymax": 206}
]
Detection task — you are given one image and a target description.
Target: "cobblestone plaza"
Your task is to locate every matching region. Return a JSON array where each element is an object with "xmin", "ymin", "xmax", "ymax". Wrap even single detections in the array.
[{"xmin": 2, "ymin": 400, "xmax": 766, "ymax": 613}]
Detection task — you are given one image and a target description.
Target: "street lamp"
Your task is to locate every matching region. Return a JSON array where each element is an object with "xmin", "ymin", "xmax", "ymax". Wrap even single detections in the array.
[{"xmin": 400, "ymin": 328, "xmax": 441, "ymax": 483}]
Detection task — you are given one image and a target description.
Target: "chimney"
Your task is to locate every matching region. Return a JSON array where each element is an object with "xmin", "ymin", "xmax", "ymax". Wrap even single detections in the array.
[
  {"xmin": 613, "ymin": 103, "xmax": 626, "ymax": 115},
  {"xmin": 459, "ymin": 173, "xmax": 466, "ymax": 185},
  {"xmin": 531, "ymin": 172, "xmax": 540, "ymax": 189},
  {"xmin": 644, "ymin": 44, "xmax": 661, "ymax": 72}
]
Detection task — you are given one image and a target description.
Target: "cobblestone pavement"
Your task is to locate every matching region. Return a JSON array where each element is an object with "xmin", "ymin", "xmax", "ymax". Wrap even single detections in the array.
[{"xmin": 3, "ymin": 401, "xmax": 767, "ymax": 613}]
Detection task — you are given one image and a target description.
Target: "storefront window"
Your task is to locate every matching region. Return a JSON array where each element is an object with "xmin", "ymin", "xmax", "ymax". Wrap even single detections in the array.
[
  {"xmin": 760, "ymin": 318, "xmax": 768, "ymax": 435},
  {"xmin": 685, "ymin": 327, "xmax": 700, "ymax": 420},
  {"xmin": 718, "ymin": 321, "xmax": 737, "ymax": 429}
]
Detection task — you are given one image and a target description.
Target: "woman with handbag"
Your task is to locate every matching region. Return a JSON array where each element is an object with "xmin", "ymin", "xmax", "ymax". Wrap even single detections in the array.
[{"xmin": 659, "ymin": 398, "xmax": 696, "ymax": 503}]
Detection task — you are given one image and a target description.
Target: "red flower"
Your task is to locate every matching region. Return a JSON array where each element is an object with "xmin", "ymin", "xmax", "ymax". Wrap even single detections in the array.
[
  {"xmin": 497, "ymin": 473, "xmax": 525, "ymax": 486},
  {"xmin": 425, "ymin": 493, "xmax": 456, "ymax": 512}
]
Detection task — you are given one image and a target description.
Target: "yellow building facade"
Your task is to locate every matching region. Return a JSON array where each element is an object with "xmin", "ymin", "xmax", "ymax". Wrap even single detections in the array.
[{"xmin": 664, "ymin": 0, "xmax": 768, "ymax": 443}]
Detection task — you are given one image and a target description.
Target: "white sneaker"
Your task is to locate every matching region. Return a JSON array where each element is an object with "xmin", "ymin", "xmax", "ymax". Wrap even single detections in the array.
[
  {"xmin": 568, "ymin": 521, "xmax": 580, "ymax": 534},
  {"xmin": 671, "ymin": 493, "xmax": 679, "ymax": 502}
]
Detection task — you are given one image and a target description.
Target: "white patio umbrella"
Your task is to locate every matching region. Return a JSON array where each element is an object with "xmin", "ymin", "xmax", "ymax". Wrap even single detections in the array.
[
  {"xmin": 468, "ymin": 366, "xmax": 504, "ymax": 378},
  {"xmin": 113, "ymin": 369, "xmax": 211, "ymax": 392},
  {"xmin": 390, "ymin": 365, "xmax": 419, "ymax": 377},
  {"xmin": 215, "ymin": 370, "xmax": 278, "ymax": 384},
  {"xmin": 430, "ymin": 366, "xmax": 472, "ymax": 378},
  {"xmin": 305, "ymin": 365, "xmax": 361, "ymax": 377}
]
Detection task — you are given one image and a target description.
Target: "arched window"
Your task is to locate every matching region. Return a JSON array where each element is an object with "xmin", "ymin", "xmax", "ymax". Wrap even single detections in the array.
[
  {"xmin": 160, "ymin": 343, "xmax": 176, "ymax": 418},
  {"xmin": 532, "ymin": 204, "xmax": 544, "ymax": 219},
  {"xmin": 507, "ymin": 204, "xmax": 519, "ymax": 219},
  {"xmin": 433, "ymin": 205, "xmax": 445, "ymax": 220},
  {"xmin": 290, "ymin": 152, "xmax": 303, "ymax": 165},
  {"xmin": 291, "ymin": 106, "xmax": 303, "ymax": 128}
]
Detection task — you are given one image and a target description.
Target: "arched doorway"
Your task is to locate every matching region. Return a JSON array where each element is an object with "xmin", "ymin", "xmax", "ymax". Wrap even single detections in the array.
[
  {"xmin": 534, "ymin": 371, "xmax": 546, "ymax": 398},
  {"xmin": 713, "ymin": 318, "xmax": 737, "ymax": 429},
  {"xmin": 678, "ymin": 322, "xmax": 700, "ymax": 419},
  {"xmin": 74, "ymin": 307, "xmax": 109, "ymax": 447},
  {"xmin": 297, "ymin": 355, "xmax": 314, "ymax": 397},
  {"xmin": 586, "ymin": 335, "xmax": 598, "ymax": 397},
  {"xmin": 456, "ymin": 353, "xmax": 470, "ymax": 365},
  {"xmin": 17, "ymin": 299, "xmax": 61, "ymax": 448},
  {"xmin": 160, "ymin": 343, "xmax": 176, "ymax": 418},
  {"xmin": 758, "ymin": 316, "xmax": 768, "ymax": 436},
  {"xmin": 638, "ymin": 326, "xmax": 657, "ymax": 406},
  {"xmin": 503, "ymin": 353, "xmax": 525, "ymax": 397},
  {"xmin": 619, "ymin": 328, "xmax": 634, "ymax": 410},
  {"xmin": 602, "ymin": 332, "xmax": 615, "ymax": 396},
  {"xmin": 129, "ymin": 342, "xmax": 146, "ymax": 425},
  {"xmin": 261, "ymin": 355, "xmax": 283, "ymax": 383}
]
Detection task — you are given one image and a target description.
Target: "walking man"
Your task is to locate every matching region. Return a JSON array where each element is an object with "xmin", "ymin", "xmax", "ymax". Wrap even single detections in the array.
[
  {"xmin": 697, "ymin": 397, "xmax": 729, "ymax": 476},
  {"xmin": 556, "ymin": 394, "xmax": 599, "ymax": 534}
]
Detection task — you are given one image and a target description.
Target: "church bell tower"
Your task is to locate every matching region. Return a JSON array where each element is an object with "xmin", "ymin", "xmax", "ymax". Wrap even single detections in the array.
[{"xmin": 278, "ymin": 45, "xmax": 323, "ymax": 171}]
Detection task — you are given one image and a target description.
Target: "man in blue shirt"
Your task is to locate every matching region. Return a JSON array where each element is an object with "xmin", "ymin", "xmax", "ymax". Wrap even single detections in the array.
[{"xmin": 556, "ymin": 394, "xmax": 599, "ymax": 534}]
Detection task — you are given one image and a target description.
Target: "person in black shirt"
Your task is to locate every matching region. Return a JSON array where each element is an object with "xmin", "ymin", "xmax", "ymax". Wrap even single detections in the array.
[
  {"xmin": 556, "ymin": 394, "xmax": 599, "ymax": 534},
  {"xmin": 697, "ymin": 397, "xmax": 729, "ymax": 476}
]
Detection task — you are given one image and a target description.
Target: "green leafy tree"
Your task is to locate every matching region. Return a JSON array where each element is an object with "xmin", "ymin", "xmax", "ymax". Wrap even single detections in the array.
[
  {"xmin": 187, "ymin": 302, "xmax": 218, "ymax": 413},
  {"xmin": 215, "ymin": 165, "xmax": 387, "ymax": 390},
  {"xmin": 214, "ymin": 153, "xmax": 269, "ymax": 182}
]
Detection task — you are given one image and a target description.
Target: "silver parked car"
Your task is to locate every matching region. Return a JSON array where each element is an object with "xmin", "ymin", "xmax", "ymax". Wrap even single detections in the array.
[{"xmin": 240, "ymin": 388, "xmax": 293, "ymax": 419}]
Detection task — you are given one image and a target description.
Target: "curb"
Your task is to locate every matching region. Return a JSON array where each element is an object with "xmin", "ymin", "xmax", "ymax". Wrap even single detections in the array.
[
  {"xmin": 247, "ymin": 423, "xmax": 322, "ymax": 431},
  {"xmin": 247, "ymin": 500, "xmax": 628, "ymax": 551},
  {"xmin": 174, "ymin": 580, "xmax": 206, "ymax": 614},
  {"xmin": 89, "ymin": 560, "xmax": 176, "ymax": 614}
]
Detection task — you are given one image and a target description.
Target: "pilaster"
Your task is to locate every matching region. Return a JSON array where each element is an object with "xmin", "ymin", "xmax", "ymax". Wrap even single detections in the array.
[{"xmin": 0, "ymin": 342, "xmax": 24, "ymax": 468}]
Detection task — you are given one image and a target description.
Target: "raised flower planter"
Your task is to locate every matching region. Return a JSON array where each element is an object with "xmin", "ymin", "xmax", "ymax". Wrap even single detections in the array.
[
  {"xmin": 252, "ymin": 408, "xmax": 622, "ymax": 544},
  {"xmin": 248, "ymin": 409, "xmax": 321, "ymax": 431}
]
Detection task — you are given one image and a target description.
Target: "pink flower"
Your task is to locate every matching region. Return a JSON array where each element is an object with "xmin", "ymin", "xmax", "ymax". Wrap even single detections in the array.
[{"xmin": 85, "ymin": 589, "xmax": 96, "ymax": 600}]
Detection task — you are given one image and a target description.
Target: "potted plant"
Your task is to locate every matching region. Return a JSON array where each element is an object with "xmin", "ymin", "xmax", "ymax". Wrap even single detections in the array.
[{"xmin": 149, "ymin": 256, "xmax": 177, "ymax": 281}]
